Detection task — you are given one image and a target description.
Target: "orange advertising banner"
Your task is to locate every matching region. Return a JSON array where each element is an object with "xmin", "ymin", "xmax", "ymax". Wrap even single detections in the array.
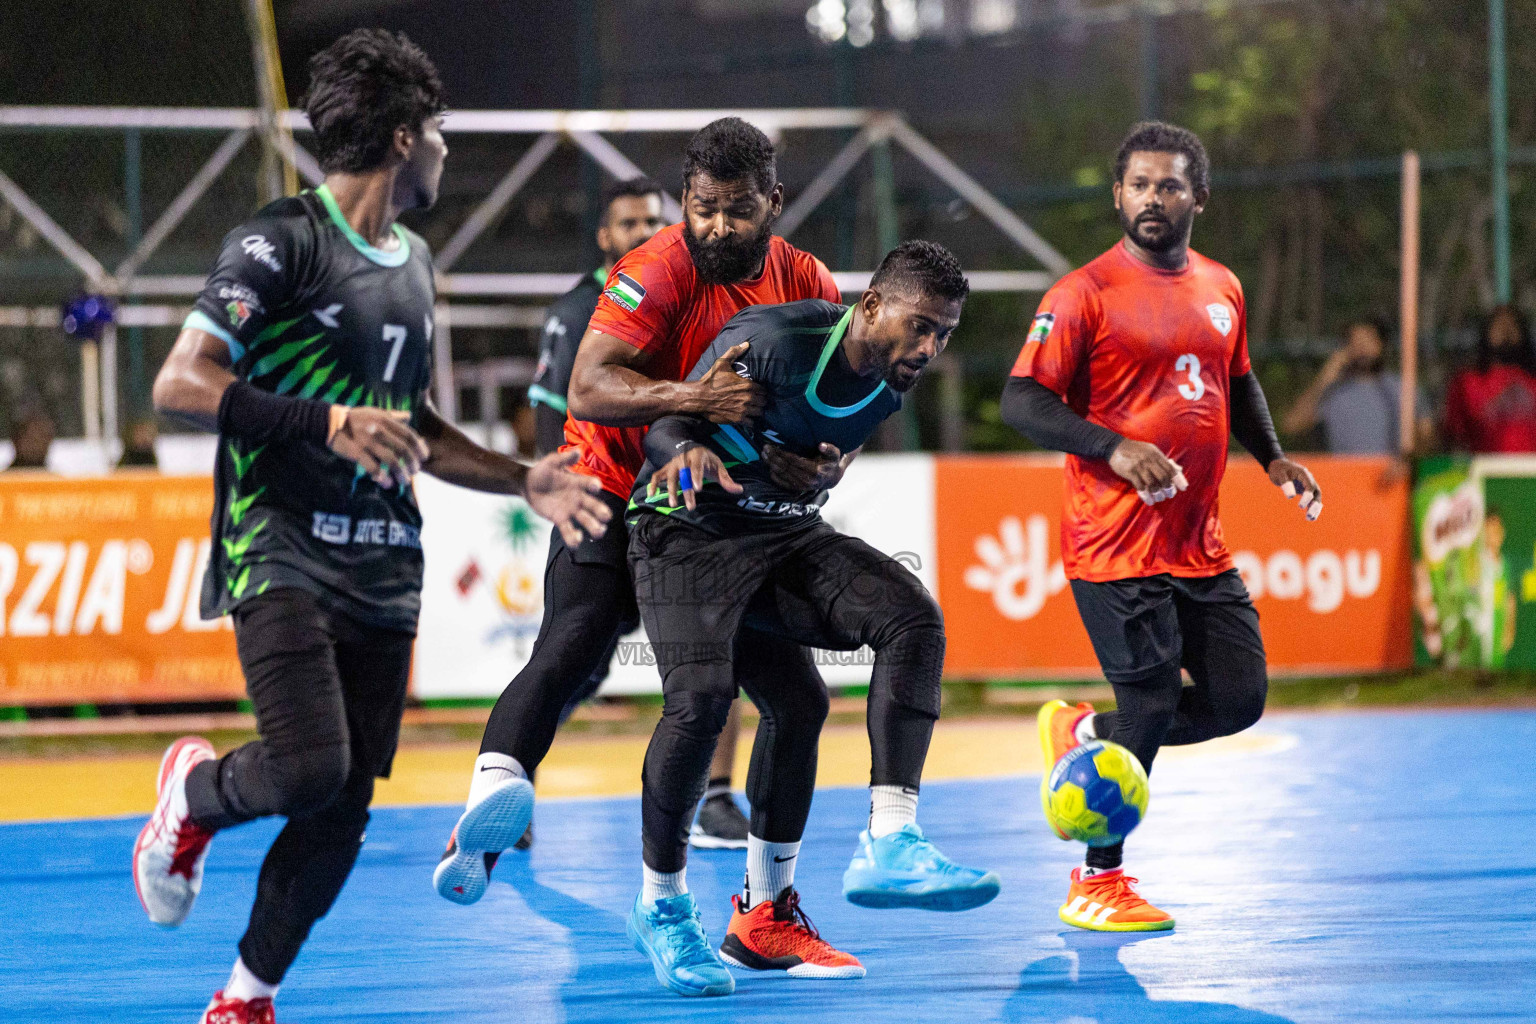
[
  {"xmin": 934, "ymin": 454, "xmax": 1414, "ymax": 678},
  {"xmin": 0, "ymin": 473, "xmax": 242, "ymax": 704}
]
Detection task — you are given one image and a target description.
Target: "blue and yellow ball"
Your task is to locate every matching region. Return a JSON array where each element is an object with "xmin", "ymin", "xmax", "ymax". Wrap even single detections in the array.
[{"xmin": 1040, "ymin": 740, "xmax": 1149, "ymax": 847}]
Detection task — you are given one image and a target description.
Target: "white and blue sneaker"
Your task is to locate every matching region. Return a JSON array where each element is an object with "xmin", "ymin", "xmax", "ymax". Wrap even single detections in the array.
[
  {"xmin": 842, "ymin": 824, "xmax": 1001, "ymax": 911},
  {"xmin": 627, "ymin": 893, "xmax": 735, "ymax": 997},
  {"xmin": 433, "ymin": 776, "xmax": 535, "ymax": 905}
]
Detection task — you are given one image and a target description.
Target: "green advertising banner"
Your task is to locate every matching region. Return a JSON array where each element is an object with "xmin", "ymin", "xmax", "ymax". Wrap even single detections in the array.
[{"xmin": 1413, "ymin": 455, "xmax": 1536, "ymax": 669}]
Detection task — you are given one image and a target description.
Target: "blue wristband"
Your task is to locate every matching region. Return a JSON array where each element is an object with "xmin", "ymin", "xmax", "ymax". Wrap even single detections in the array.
[{"xmin": 678, "ymin": 467, "xmax": 694, "ymax": 492}]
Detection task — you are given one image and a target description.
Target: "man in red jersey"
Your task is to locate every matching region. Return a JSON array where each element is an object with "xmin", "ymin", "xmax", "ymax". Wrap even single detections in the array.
[
  {"xmin": 1003, "ymin": 121, "xmax": 1322, "ymax": 933},
  {"xmin": 435, "ymin": 118, "xmax": 851, "ymax": 903}
]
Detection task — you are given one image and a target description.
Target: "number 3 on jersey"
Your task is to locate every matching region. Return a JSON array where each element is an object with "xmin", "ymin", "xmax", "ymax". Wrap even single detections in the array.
[{"xmin": 1175, "ymin": 353, "xmax": 1205, "ymax": 401}]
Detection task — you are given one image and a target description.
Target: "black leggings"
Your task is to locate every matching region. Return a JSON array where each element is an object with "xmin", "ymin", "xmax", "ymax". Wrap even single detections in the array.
[
  {"xmin": 183, "ymin": 588, "xmax": 413, "ymax": 984},
  {"xmin": 631, "ymin": 516, "xmax": 944, "ymax": 873},
  {"xmin": 478, "ymin": 520, "xmax": 638, "ymax": 769}
]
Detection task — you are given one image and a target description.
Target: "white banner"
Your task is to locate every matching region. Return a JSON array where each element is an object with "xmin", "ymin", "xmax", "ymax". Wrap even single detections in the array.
[{"xmin": 411, "ymin": 453, "xmax": 938, "ymax": 698}]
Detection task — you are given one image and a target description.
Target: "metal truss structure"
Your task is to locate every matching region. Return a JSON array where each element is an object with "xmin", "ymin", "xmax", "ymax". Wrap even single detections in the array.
[{"xmin": 0, "ymin": 105, "xmax": 1069, "ymax": 430}]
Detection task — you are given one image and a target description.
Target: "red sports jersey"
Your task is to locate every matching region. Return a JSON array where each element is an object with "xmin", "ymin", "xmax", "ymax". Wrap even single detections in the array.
[
  {"xmin": 564, "ymin": 223, "xmax": 840, "ymax": 498},
  {"xmin": 1011, "ymin": 242, "xmax": 1251, "ymax": 582},
  {"xmin": 1442, "ymin": 363, "xmax": 1536, "ymax": 453}
]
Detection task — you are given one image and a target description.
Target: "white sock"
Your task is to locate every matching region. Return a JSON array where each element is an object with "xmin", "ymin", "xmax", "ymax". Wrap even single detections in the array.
[
  {"xmin": 467, "ymin": 752, "xmax": 525, "ymax": 811},
  {"xmin": 225, "ymin": 957, "xmax": 279, "ymax": 1001},
  {"xmin": 1074, "ymin": 712, "xmax": 1097, "ymax": 746},
  {"xmin": 744, "ymin": 836, "xmax": 800, "ymax": 909},
  {"xmin": 702, "ymin": 781, "xmax": 732, "ymax": 802},
  {"xmin": 641, "ymin": 864, "xmax": 687, "ymax": 908},
  {"xmin": 868, "ymin": 785, "xmax": 919, "ymax": 838}
]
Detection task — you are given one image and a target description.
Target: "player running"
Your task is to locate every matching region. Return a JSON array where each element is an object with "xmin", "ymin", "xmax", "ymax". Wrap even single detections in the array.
[
  {"xmin": 625, "ymin": 241, "xmax": 998, "ymax": 996},
  {"xmin": 1002, "ymin": 121, "xmax": 1322, "ymax": 933},
  {"xmin": 523, "ymin": 175, "xmax": 752, "ymax": 851},
  {"xmin": 436, "ymin": 117, "xmax": 849, "ymax": 902},
  {"xmin": 131, "ymin": 30, "xmax": 610, "ymax": 1024}
]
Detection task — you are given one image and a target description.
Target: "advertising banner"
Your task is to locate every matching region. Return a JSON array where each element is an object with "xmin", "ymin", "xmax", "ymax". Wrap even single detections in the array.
[
  {"xmin": 0, "ymin": 473, "xmax": 241, "ymax": 704},
  {"xmin": 935, "ymin": 454, "xmax": 1414, "ymax": 678},
  {"xmin": 1412, "ymin": 455, "xmax": 1536, "ymax": 669}
]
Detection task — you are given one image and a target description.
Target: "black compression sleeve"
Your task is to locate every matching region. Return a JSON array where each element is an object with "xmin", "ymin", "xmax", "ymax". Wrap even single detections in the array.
[
  {"xmin": 216, "ymin": 380, "xmax": 330, "ymax": 445},
  {"xmin": 1229, "ymin": 371, "xmax": 1285, "ymax": 469},
  {"xmin": 641, "ymin": 415, "xmax": 712, "ymax": 466},
  {"xmin": 1000, "ymin": 375, "xmax": 1124, "ymax": 460}
]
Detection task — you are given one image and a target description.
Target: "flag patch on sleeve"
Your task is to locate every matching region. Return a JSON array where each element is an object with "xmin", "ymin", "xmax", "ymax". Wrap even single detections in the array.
[
  {"xmin": 603, "ymin": 272, "xmax": 646, "ymax": 312},
  {"xmin": 1027, "ymin": 312, "xmax": 1055, "ymax": 344}
]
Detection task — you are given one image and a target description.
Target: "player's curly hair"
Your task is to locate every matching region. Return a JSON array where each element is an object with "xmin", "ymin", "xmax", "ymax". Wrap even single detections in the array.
[
  {"xmin": 1115, "ymin": 121, "xmax": 1210, "ymax": 196},
  {"xmin": 302, "ymin": 28, "xmax": 446, "ymax": 174},
  {"xmin": 682, "ymin": 118, "xmax": 776, "ymax": 195},
  {"xmin": 871, "ymin": 240, "xmax": 970, "ymax": 303}
]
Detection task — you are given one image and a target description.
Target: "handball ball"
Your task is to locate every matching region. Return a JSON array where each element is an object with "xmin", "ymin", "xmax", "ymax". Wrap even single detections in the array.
[{"xmin": 1040, "ymin": 740, "xmax": 1149, "ymax": 847}]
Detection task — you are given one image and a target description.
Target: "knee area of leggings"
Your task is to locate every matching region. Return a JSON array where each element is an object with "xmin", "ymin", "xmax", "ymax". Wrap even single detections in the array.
[
  {"xmin": 659, "ymin": 688, "xmax": 735, "ymax": 735},
  {"xmin": 1219, "ymin": 672, "xmax": 1268, "ymax": 734},
  {"xmin": 269, "ymin": 744, "xmax": 352, "ymax": 816}
]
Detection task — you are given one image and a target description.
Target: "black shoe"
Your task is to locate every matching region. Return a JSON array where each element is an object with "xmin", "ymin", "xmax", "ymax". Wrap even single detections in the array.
[
  {"xmin": 514, "ymin": 819, "xmax": 534, "ymax": 850},
  {"xmin": 689, "ymin": 793, "xmax": 749, "ymax": 850}
]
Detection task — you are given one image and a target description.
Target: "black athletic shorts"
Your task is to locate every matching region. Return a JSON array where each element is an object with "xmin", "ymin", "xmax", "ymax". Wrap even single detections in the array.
[
  {"xmin": 628, "ymin": 514, "xmax": 895, "ymax": 676},
  {"xmin": 565, "ymin": 489, "xmax": 633, "ymax": 570},
  {"xmin": 1069, "ymin": 569, "xmax": 1262, "ymax": 683}
]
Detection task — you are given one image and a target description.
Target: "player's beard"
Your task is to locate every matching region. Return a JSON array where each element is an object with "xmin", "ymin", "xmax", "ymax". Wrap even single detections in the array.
[
  {"xmin": 683, "ymin": 214, "xmax": 776, "ymax": 285},
  {"xmin": 1119, "ymin": 205, "xmax": 1193, "ymax": 254}
]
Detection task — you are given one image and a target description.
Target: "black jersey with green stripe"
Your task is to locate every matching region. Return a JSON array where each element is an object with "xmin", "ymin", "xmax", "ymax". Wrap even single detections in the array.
[
  {"xmin": 529, "ymin": 267, "xmax": 607, "ymax": 455},
  {"xmin": 186, "ymin": 185, "xmax": 436, "ymax": 632},
  {"xmin": 629, "ymin": 299, "xmax": 901, "ymax": 534}
]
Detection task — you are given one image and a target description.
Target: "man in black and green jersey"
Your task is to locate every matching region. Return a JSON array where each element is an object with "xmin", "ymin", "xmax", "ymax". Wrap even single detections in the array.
[
  {"xmin": 621, "ymin": 242, "xmax": 1000, "ymax": 995},
  {"xmin": 130, "ymin": 30, "xmax": 610, "ymax": 1024},
  {"xmin": 529, "ymin": 177, "xmax": 668, "ymax": 456}
]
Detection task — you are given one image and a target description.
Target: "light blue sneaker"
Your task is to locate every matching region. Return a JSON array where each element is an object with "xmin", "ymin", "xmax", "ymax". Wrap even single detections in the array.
[
  {"xmin": 842, "ymin": 824, "xmax": 1001, "ymax": 911},
  {"xmin": 433, "ymin": 776, "xmax": 534, "ymax": 905},
  {"xmin": 627, "ymin": 893, "xmax": 736, "ymax": 997}
]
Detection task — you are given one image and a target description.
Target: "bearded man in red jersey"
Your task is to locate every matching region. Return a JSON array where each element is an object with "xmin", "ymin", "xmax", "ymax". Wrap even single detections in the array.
[{"xmin": 1003, "ymin": 121, "xmax": 1322, "ymax": 933}]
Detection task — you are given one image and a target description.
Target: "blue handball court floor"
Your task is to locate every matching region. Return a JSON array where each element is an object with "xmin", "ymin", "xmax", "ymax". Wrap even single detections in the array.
[{"xmin": 2, "ymin": 710, "xmax": 1533, "ymax": 1023}]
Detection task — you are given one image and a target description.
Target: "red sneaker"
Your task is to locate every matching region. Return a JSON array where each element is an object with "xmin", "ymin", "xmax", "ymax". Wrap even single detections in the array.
[
  {"xmin": 198, "ymin": 990, "xmax": 277, "ymax": 1024},
  {"xmin": 133, "ymin": 736, "xmax": 216, "ymax": 927},
  {"xmin": 719, "ymin": 889, "xmax": 865, "ymax": 979},
  {"xmin": 1058, "ymin": 867, "xmax": 1174, "ymax": 932}
]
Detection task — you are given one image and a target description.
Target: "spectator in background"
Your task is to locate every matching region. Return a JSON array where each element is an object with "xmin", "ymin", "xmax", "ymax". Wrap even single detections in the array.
[
  {"xmin": 1444, "ymin": 304, "xmax": 1536, "ymax": 453},
  {"xmin": 117, "ymin": 417, "xmax": 160, "ymax": 468},
  {"xmin": 1283, "ymin": 317, "xmax": 1430, "ymax": 453},
  {"xmin": 4, "ymin": 406, "xmax": 54, "ymax": 471}
]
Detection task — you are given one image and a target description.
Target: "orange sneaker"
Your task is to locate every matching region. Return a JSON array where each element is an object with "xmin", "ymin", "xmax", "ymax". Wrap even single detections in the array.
[
  {"xmin": 719, "ymin": 889, "xmax": 865, "ymax": 979},
  {"xmin": 1037, "ymin": 700, "xmax": 1094, "ymax": 839},
  {"xmin": 1038, "ymin": 699, "xmax": 1095, "ymax": 767},
  {"xmin": 1058, "ymin": 867, "xmax": 1174, "ymax": 932}
]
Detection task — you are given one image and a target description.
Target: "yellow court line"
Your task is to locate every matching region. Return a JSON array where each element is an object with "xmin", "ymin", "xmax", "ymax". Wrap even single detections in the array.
[{"xmin": 0, "ymin": 720, "xmax": 1292, "ymax": 823}]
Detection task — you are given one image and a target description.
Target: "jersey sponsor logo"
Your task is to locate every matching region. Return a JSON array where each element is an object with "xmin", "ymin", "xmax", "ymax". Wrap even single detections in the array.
[
  {"xmin": 603, "ymin": 272, "xmax": 646, "ymax": 312},
  {"xmin": 226, "ymin": 299, "xmax": 254, "ymax": 330},
  {"xmin": 1027, "ymin": 312, "xmax": 1056, "ymax": 344},
  {"xmin": 1206, "ymin": 302, "xmax": 1232, "ymax": 336},
  {"xmin": 312, "ymin": 303, "xmax": 344, "ymax": 328},
  {"xmin": 310, "ymin": 511, "xmax": 422, "ymax": 549},
  {"xmin": 241, "ymin": 235, "xmax": 283, "ymax": 272}
]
